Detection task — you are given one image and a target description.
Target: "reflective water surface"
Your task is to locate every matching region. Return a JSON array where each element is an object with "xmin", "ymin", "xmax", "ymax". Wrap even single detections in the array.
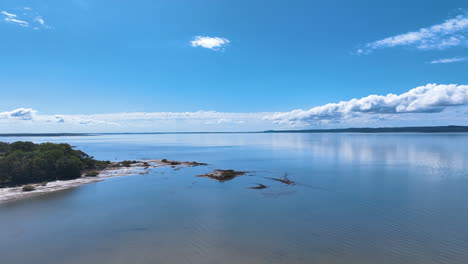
[{"xmin": 1, "ymin": 133, "xmax": 468, "ymax": 264}]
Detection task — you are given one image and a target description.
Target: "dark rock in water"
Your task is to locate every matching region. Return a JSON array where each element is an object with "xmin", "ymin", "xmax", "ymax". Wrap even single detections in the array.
[
  {"xmin": 267, "ymin": 174, "xmax": 295, "ymax": 185},
  {"xmin": 197, "ymin": 169, "xmax": 246, "ymax": 182},
  {"xmin": 160, "ymin": 159, "xmax": 207, "ymax": 167},
  {"xmin": 186, "ymin": 161, "xmax": 208, "ymax": 167},
  {"xmin": 247, "ymin": 184, "xmax": 267, "ymax": 190}
]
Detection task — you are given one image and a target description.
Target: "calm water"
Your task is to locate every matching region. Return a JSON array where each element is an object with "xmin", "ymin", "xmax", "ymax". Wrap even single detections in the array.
[{"xmin": 1, "ymin": 133, "xmax": 468, "ymax": 264}]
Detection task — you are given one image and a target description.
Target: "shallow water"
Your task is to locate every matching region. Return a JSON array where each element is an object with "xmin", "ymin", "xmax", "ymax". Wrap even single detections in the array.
[{"xmin": 1, "ymin": 133, "xmax": 468, "ymax": 264}]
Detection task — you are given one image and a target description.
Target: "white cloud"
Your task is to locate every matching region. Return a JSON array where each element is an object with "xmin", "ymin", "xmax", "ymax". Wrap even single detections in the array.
[
  {"xmin": 50, "ymin": 115, "xmax": 113, "ymax": 125},
  {"xmin": 0, "ymin": 109, "xmax": 278, "ymax": 132},
  {"xmin": 1, "ymin": 8, "xmax": 48, "ymax": 29},
  {"xmin": 204, "ymin": 118, "xmax": 246, "ymax": 125},
  {"xmin": 429, "ymin": 57, "xmax": 467, "ymax": 64},
  {"xmin": 359, "ymin": 13, "xmax": 468, "ymax": 53},
  {"xmin": 0, "ymin": 108, "xmax": 37, "ymax": 120},
  {"xmin": 4, "ymin": 17, "xmax": 29, "ymax": 27},
  {"xmin": 1, "ymin": 11, "xmax": 17, "ymax": 18},
  {"xmin": 267, "ymin": 84, "xmax": 468, "ymax": 125},
  {"xmin": 35, "ymin": 16, "xmax": 45, "ymax": 25},
  {"xmin": 86, "ymin": 111, "xmax": 264, "ymax": 125},
  {"xmin": 191, "ymin": 36, "xmax": 230, "ymax": 50}
]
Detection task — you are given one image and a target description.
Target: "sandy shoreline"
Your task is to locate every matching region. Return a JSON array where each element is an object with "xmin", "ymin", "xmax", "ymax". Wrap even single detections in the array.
[{"xmin": 0, "ymin": 159, "xmax": 201, "ymax": 204}]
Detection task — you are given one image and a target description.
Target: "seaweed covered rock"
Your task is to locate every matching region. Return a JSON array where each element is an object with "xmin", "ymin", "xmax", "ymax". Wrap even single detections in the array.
[{"xmin": 197, "ymin": 169, "xmax": 246, "ymax": 182}]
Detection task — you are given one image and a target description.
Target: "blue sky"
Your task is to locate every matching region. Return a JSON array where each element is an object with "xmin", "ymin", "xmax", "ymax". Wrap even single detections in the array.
[{"xmin": 1, "ymin": 0, "xmax": 468, "ymax": 132}]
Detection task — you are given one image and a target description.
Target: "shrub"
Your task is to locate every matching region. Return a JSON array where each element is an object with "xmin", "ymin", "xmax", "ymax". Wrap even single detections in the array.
[
  {"xmin": 84, "ymin": 170, "xmax": 100, "ymax": 177},
  {"xmin": 0, "ymin": 141, "xmax": 110, "ymax": 186},
  {"xmin": 121, "ymin": 160, "xmax": 137, "ymax": 167},
  {"xmin": 22, "ymin": 185, "xmax": 35, "ymax": 192}
]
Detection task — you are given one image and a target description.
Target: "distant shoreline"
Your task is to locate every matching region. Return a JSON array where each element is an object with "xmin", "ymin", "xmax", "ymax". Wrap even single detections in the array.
[
  {"xmin": 263, "ymin": 125, "xmax": 468, "ymax": 133},
  {"xmin": 1, "ymin": 125, "xmax": 468, "ymax": 136}
]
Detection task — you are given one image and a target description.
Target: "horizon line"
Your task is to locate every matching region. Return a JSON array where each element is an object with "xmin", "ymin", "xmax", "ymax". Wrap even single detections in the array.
[{"xmin": 1, "ymin": 125, "xmax": 468, "ymax": 137}]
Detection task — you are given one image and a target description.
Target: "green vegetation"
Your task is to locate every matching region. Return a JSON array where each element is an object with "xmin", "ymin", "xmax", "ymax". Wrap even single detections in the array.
[
  {"xmin": 22, "ymin": 185, "xmax": 35, "ymax": 192},
  {"xmin": 84, "ymin": 170, "xmax": 100, "ymax": 177},
  {"xmin": 160, "ymin": 159, "xmax": 180, "ymax": 166},
  {"xmin": 120, "ymin": 160, "xmax": 138, "ymax": 167},
  {"xmin": 0, "ymin": 141, "xmax": 110, "ymax": 187}
]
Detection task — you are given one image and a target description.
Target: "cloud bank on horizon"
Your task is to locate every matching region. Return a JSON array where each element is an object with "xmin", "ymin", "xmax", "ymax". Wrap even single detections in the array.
[
  {"xmin": 2, "ymin": 84, "xmax": 468, "ymax": 132},
  {"xmin": 357, "ymin": 13, "xmax": 468, "ymax": 54}
]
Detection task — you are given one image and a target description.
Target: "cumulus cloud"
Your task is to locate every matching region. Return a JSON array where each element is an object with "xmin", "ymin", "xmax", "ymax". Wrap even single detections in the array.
[
  {"xmin": 0, "ymin": 108, "xmax": 37, "ymax": 120},
  {"xmin": 358, "ymin": 13, "xmax": 468, "ymax": 54},
  {"xmin": 191, "ymin": 36, "xmax": 230, "ymax": 50},
  {"xmin": 267, "ymin": 84, "xmax": 468, "ymax": 125},
  {"xmin": 429, "ymin": 57, "xmax": 467, "ymax": 64},
  {"xmin": 1, "ymin": 8, "xmax": 49, "ymax": 29}
]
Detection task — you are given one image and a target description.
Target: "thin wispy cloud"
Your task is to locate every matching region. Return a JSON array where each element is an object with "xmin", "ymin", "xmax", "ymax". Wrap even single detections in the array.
[
  {"xmin": 4, "ymin": 17, "xmax": 29, "ymax": 27},
  {"xmin": 357, "ymin": 13, "xmax": 468, "ymax": 54},
  {"xmin": 1, "ymin": 8, "xmax": 49, "ymax": 29},
  {"xmin": 429, "ymin": 57, "xmax": 467, "ymax": 64},
  {"xmin": 1, "ymin": 11, "xmax": 16, "ymax": 18},
  {"xmin": 191, "ymin": 36, "xmax": 230, "ymax": 50},
  {"xmin": 267, "ymin": 84, "xmax": 468, "ymax": 125}
]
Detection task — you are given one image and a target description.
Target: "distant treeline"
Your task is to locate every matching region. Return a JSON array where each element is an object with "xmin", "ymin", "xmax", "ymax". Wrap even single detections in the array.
[
  {"xmin": 264, "ymin": 126, "xmax": 468, "ymax": 133},
  {"xmin": 0, "ymin": 133, "xmax": 91, "ymax": 137},
  {"xmin": 1, "ymin": 126, "xmax": 467, "ymax": 137},
  {"xmin": 0, "ymin": 141, "xmax": 109, "ymax": 187}
]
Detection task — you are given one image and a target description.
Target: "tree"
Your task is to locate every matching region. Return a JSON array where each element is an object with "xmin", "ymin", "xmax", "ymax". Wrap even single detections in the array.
[{"xmin": 0, "ymin": 141, "xmax": 109, "ymax": 187}]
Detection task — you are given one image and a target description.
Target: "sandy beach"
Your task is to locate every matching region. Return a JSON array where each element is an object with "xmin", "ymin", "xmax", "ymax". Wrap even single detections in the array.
[{"xmin": 0, "ymin": 159, "xmax": 203, "ymax": 204}]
